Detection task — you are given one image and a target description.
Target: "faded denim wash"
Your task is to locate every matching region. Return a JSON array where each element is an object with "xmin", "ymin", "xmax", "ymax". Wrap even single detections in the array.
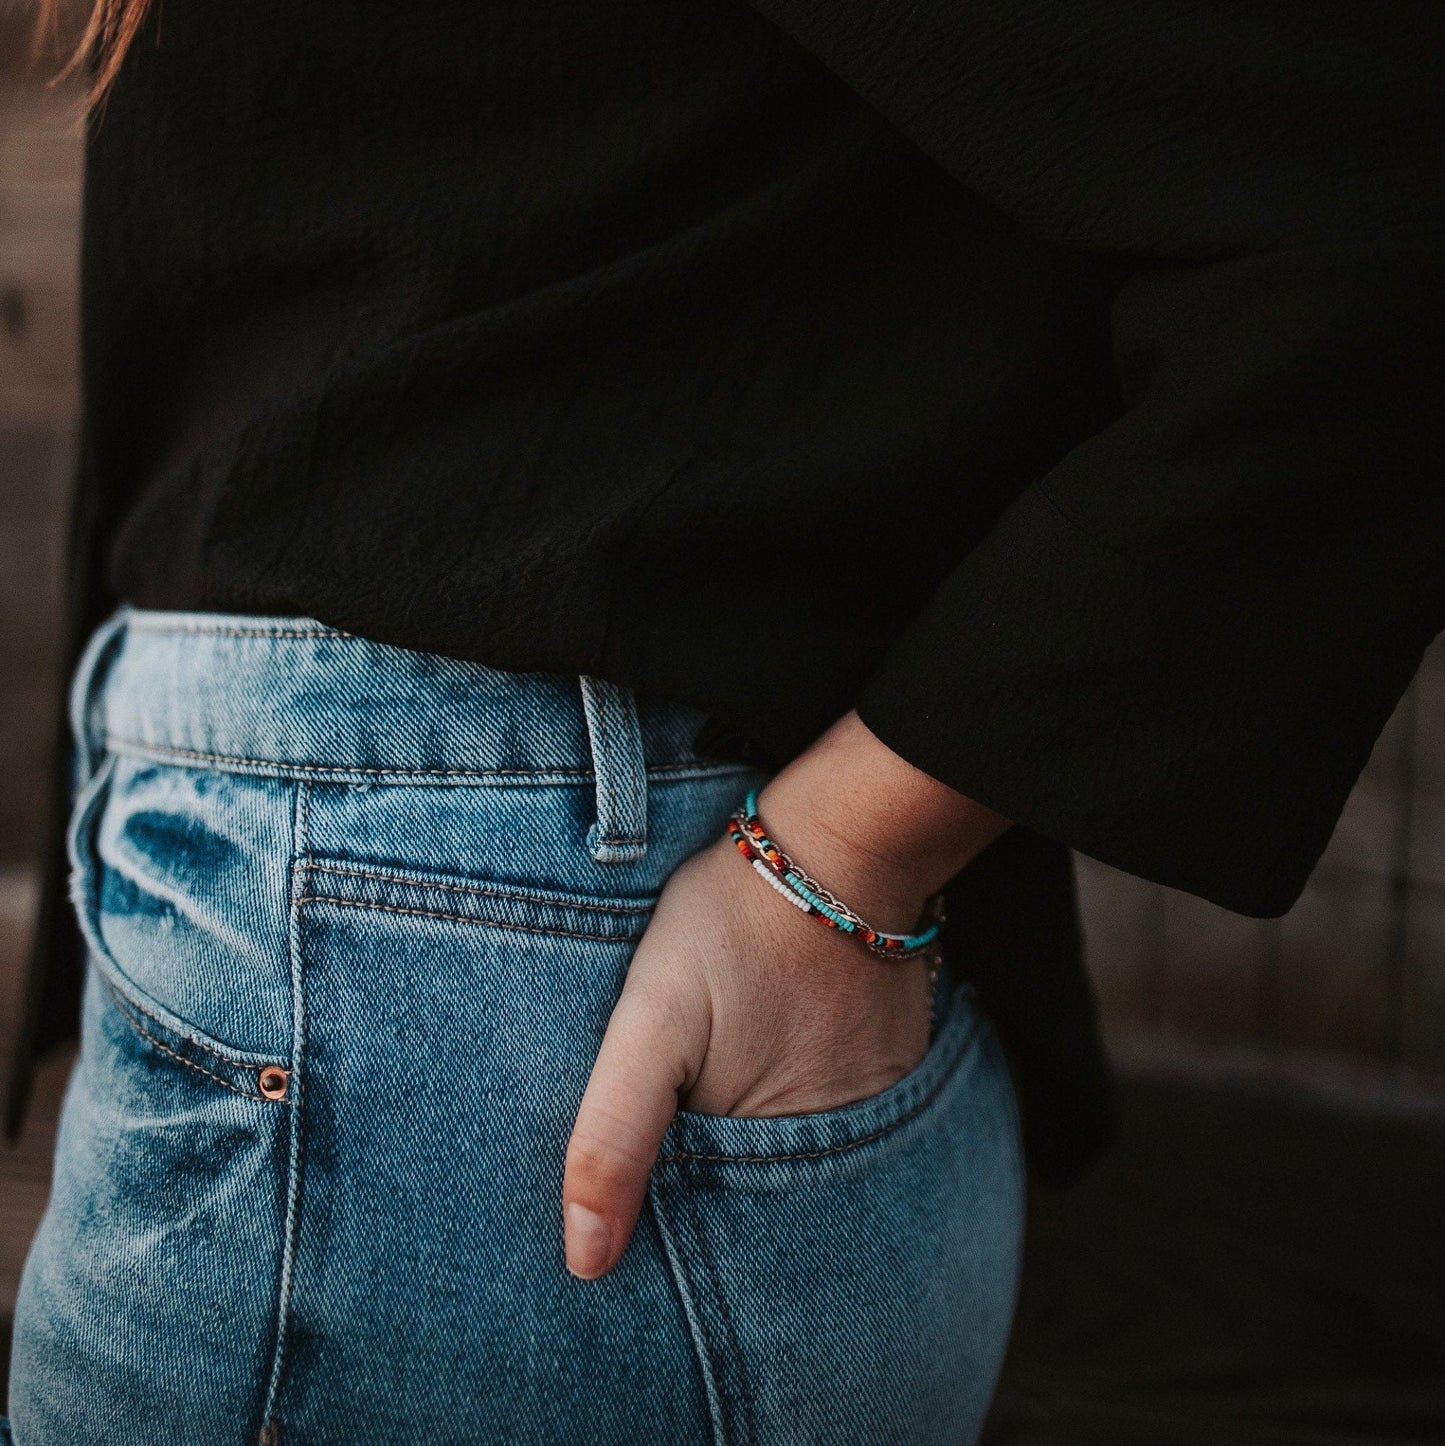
[{"xmin": 6, "ymin": 607, "xmax": 1025, "ymax": 1445}]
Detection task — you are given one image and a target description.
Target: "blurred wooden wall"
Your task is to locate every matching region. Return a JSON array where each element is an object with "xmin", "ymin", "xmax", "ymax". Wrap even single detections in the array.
[
  {"xmin": 0, "ymin": 0, "xmax": 82, "ymax": 1355},
  {"xmin": 0, "ymin": 6, "xmax": 77, "ymax": 873},
  {"xmin": 0, "ymin": 9, "xmax": 78, "ymax": 1051},
  {"xmin": 1086, "ymin": 638, "xmax": 1445, "ymax": 1072}
]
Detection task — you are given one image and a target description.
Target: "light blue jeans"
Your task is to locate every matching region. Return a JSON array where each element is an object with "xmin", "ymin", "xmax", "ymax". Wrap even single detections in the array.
[{"xmin": 6, "ymin": 607, "xmax": 1025, "ymax": 1445}]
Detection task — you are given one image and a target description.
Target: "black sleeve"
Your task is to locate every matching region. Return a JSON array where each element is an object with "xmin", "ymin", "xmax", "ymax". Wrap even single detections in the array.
[{"xmin": 744, "ymin": 0, "xmax": 1445, "ymax": 914}]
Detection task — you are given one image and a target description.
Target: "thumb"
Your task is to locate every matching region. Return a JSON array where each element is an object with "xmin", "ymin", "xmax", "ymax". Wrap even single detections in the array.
[{"xmin": 563, "ymin": 972, "xmax": 705, "ymax": 1279}]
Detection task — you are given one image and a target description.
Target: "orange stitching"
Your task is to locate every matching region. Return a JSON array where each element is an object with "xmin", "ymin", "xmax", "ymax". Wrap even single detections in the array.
[
  {"xmin": 297, "ymin": 894, "xmax": 647, "ymax": 941},
  {"xmin": 304, "ymin": 861, "xmax": 654, "ymax": 915},
  {"xmin": 107, "ymin": 735, "xmax": 751, "ymax": 783},
  {"xmin": 108, "ymin": 1000, "xmax": 279, "ymax": 1103},
  {"xmin": 130, "ymin": 1022, "xmax": 264, "ymax": 1099},
  {"xmin": 93, "ymin": 970, "xmax": 279, "ymax": 1070},
  {"xmin": 110, "ymin": 740, "xmax": 563, "ymax": 777},
  {"xmin": 108, "ymin": 737, "xmax": 590, "ymax": 778},
  {"xmin": 124, "ymin": 622, "xmax": 353, "ymax": 640}
]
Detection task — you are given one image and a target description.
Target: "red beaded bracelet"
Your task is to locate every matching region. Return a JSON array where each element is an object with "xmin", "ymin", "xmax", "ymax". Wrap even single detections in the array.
[{"xmin": 725, "ymin": 788, "xmax": 946, "ymax": 960}]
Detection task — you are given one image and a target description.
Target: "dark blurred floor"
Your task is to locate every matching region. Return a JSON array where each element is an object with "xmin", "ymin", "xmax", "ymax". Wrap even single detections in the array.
[
  {"xmin": 982, "ymin": 1055, "xmax": 1445, "ymax": 1445},
  {"xmin": 0, "ymin": 1047, "xmax": 66, "ymax": 1397}
]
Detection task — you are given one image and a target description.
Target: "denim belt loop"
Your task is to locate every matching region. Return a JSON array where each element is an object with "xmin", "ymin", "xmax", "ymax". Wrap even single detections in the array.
[{"xmin": 578, "ymin": 674, "xmax": 648, "ymax": 863}]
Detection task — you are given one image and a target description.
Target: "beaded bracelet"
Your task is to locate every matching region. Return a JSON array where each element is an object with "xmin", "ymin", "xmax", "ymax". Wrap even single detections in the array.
[{"xmin": 724, "ymin": 787, "xmax": 946, "ymax": 960}]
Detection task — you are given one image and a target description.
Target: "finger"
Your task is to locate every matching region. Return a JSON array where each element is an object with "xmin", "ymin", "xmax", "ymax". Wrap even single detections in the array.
[{"xmin": 563, "ymin": 976, "xmax": 701, "ymax": 1280}]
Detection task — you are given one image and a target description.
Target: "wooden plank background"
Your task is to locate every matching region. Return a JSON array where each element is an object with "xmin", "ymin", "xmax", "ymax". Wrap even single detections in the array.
[{"xmin": 1085, "ymin": 634, "xmax": 1445, "ymax": 1073}]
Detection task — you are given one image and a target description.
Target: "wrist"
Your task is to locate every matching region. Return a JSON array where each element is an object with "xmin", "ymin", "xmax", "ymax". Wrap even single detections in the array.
[{"xmin": 752, "ymin": 711, "xmax": 1011, "ymax": 934}]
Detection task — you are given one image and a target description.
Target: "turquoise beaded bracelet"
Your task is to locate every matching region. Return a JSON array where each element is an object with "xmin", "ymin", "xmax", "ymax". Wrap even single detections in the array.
[{"xmin": 724, "ymin": 788, "xmax": 945, "ymax": 960}]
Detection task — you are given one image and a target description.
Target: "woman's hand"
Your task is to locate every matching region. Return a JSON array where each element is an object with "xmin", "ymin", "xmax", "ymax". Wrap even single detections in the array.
[{"xmin": 561, "ymin": 709, "xmax": 1011, "ymax": 1279}]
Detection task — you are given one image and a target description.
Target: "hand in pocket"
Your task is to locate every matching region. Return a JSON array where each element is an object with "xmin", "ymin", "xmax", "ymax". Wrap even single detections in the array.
[
  {"xmin": 562, "ymin": 826, "xmax": 935, "ymax": 1281},
  {"xmin": 564, "ymin": 708, "xmax": 1012, "ymax": 1281}
]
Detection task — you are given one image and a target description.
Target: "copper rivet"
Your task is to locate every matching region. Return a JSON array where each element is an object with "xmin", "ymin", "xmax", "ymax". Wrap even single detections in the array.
[{"xmin": 258, "ymin": 1066, "xmax": 290, "ymax": 1101}]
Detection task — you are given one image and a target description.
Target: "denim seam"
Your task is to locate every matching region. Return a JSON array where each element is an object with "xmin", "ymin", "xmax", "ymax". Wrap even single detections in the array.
[
  {"xmin": 296, "ymin": 894, "xmax": 648, "ymax": 942},
  {"xmin": 583, "ymin": 678, "xmax": 648, "ymax": 853},
  {"xmin": 598, "ymin": 685, "xmax": 617, "ymax": 842},
  {"xmin": 109, "ymin": 738, "xmax": 594, "ymax": 778},
  {"xmin": 67, "ymin": 753, "xmax": 287, "ymax": 1072},
  {"xmin": 608, "ymin": 697, "xmax": 646, "ymax": 846},
  {"xmin": 107, "ymin": 735, "xmax": 755, "ymax": 784},
  {"xmin": 124, "ymin": 623, "xmax": 354, "ymax": 640},
  {"xmin": 304, "ymin": 861, "xmax": 655, "ymax": 916},
  {"xmin": 648, "ymin": 1183, "xmax": 729, "ymax": 1446},
  {"xmin": 99, "ymin": 977, "xmax": 279, "ymax": 1103},
  {"xmin": 121, "ymin": 1024, "xmax": 258, "ymax": 1099},
  {"xmin": 659, "ymin": 1016, "xmax": 975, "ymax": 1167},
  {"xmin": 259, "ymin": 781, "xmax": 312, "ymax": 1442},
  {"xmin": 678, "ymin": 1168, "xmax": 757, "ymax": 1446},
  {"xmin": 87, "ymin": 950, "xmax": 287, "ymax": 1071}
]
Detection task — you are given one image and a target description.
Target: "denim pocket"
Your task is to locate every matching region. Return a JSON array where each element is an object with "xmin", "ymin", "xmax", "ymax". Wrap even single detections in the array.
[
  {"xmin": 13, "ymin": 752, "xmax": 296, "ymax": 1443},
  {"xmin": 296, "ymin": 852, "xmax": 657, "ymax": 943},
  {"xmin": 8, "ymin": 969, "xmax": 294, "ymax": 1444},
  {"xmin": 649, "ymin": 973, "xmax": 1025, "ymax": 1446},
  {"xmin": 66, "ymin": 749, "xmax": 296, "ymax": 1072},
  {"xmin": 281, "ymin": 834, "xmax": 718, "ymax": 1442}
]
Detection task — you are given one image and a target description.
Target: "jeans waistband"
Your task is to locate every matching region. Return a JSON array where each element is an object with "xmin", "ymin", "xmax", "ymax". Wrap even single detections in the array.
[{"xmin": 71, "ymin": 607, "xmax": 733, "ymax": 865}]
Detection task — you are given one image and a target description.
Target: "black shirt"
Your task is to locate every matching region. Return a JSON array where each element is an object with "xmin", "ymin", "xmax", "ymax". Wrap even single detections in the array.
[{"xmin": 8, "ymin": 0, "xmax": 1444, "ymax": 1185}]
